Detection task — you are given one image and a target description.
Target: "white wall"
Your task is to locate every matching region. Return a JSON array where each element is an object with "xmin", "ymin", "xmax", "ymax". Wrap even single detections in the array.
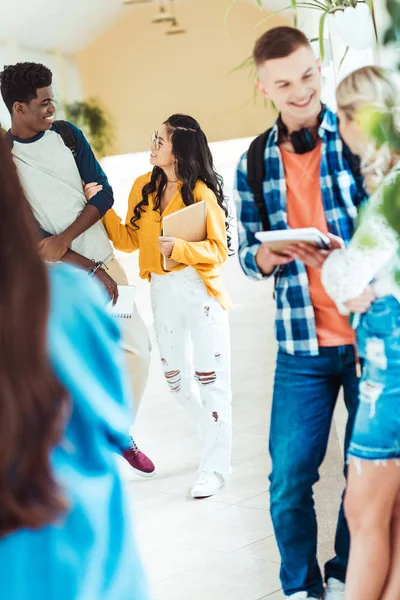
[{"xmin": 0, "ymin": 43, "xmax": 82, "ymax": 129}]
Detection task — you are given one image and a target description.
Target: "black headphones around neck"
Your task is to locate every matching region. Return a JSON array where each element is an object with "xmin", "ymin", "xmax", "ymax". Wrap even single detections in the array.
[{"xmin": 278, "ymin": 109, "xmax": 324, "ymax": 155}]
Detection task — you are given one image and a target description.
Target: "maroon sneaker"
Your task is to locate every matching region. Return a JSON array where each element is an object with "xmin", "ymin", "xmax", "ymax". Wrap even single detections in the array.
[{"xmin": 122, "ymin": 438, "xmax": 156, "ymax": 478}]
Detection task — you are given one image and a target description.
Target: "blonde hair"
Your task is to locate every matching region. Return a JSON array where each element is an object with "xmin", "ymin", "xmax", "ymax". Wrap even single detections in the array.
[{"xmin": 336, "ymin": 65, "xmax": 399, "ymax": 193}]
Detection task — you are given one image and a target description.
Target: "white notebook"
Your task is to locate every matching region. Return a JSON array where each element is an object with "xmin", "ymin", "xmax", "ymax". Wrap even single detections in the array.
[
  {"xmin": 255, "ymin": 228, "xmax": 330, "ymax": 253},
  {"xmin": 107, "ymin": 285, "xmax": 136, "ymax": 319}
]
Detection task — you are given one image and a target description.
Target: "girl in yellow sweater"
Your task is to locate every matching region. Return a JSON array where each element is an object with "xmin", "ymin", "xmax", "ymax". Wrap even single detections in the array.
[{"xmin": 103, "ymin": 114, "xmax": 232, "ymax": 498}]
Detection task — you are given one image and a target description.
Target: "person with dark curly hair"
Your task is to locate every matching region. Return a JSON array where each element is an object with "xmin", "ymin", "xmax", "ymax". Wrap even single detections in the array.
[
  {"xmin": 102, "ymin": 114, "xmax": 233, "ymax": 499},
  {"xmin": 0, "ymin": 61, "xmax": 155, "ymax": 478}
]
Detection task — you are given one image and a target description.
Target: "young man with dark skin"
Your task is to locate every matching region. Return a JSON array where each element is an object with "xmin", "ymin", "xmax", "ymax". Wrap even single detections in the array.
[
  {"xmin": 235, "ymin": 27, "xmax": 369, "ymax": 600},
  {"xmin": 0, "ymin": 62, "xmax": 155, "ymax": 477}
]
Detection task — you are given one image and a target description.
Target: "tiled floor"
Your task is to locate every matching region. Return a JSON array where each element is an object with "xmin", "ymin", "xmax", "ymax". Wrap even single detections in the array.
[{"xmin": 117, "ymin": 252, "xmax": 348, "ymax": 600}]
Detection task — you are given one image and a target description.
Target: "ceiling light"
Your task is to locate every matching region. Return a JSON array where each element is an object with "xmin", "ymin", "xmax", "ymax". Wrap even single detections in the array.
[
  {"xmin": 166, "ymin": 18, "xmax": 186, "ymax": 35},
  {"xmin": 123, "ymin": 0, "xmax": 153, "ymax": 5},
  {"xmin": 151, "ymin": 2, "xmax": 174, "ymax": 23}
]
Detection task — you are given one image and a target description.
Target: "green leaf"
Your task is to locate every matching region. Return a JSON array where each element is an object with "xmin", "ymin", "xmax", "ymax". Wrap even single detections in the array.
[
  {"xmin": 256, "ymin": 0, "xmax": 263, "ymax": 7},
  {"xmin": 290, "ymin": 0, "xmax": 298, "ymax": 26},
  {"xmin": 295, "ymin": 1, "xmax": 329, "ymax": 10},
  {"xmin": 223, "ymin": 0, "xmax": 238, "ymax": 29},
  {"xmin": 338, "ymin": 46, "xmax": 350, "ymax": 70},
  {"xmin": 365, "ymin": 0, "xmax": 374, "ymax": 13},
  {"xmin": 384, "ymin": 27, "xmax": 397, "ymax": 45},
  {"xmin": 255, "ymin": 7, "xmax": 292, "ymax": 27},
  {"xmin": 362, "ymin": 108, "xmax": 400, "ymax": 154},
  {"xmin": 318, "ymin": 11, "xmax": 328, "ymax": 60},
  {"xmin": 380, "ymin": 172, "xmax": 400, "ymax": 237},
  {"xmin": 227, "ymin": 55, "xmax": 254, "ymax": 76}
]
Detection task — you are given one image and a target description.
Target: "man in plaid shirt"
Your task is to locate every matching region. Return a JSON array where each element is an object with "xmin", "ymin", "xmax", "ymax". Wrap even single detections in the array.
[{"xmin": 234, "ymin": 27, "xmax": 366, "ymax": 600}]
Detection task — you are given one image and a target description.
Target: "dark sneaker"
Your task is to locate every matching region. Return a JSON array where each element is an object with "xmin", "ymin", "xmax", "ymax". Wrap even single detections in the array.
[{"xmin": 122, "ymin": 438, "xmax": 156, "ymax": 478}]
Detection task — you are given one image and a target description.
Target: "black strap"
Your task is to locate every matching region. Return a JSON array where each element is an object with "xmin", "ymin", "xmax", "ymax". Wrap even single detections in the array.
[
  {"xmin": 246, "ymin": 128, "xmax": 272, "ymax": 231},
  {"xmin": 53, "ymin": 120, "xmax": 77, "ymax": 156}
]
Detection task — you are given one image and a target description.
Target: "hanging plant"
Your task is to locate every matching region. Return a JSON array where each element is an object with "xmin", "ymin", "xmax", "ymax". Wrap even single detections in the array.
[
  {"xmin": 227, "ymin": 0, "xmax": 378, "ymax": 61},
  {"xmin": 355, "ymin": 0, "xmax": 400, "ymax": 281},
  {"xmin": 371, "ymin": 0, "xmax": 400, "ymax": 247},
  {"xmin": 64, "ymin": 98, "xmax": 114, "ymax": 159}
]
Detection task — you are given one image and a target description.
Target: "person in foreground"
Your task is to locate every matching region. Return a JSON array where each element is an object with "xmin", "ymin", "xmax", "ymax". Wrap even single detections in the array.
[
  {"xmin": 234, "ymin": 26, "xmax": 367, "ymax": 600},
  {"xmin": 0, "ymin": 133, "xmax": 149, "ymax": 600},
  {"xmin": 102, "ymin": 114, "xmax": 232, "ymax": 499},
  {"xmin": 0, "ymin": 61, "xmax": 154, "ymax": 477},
  {"xmin": 322, "ymin": 65, "xmax": 400, "ymax": 600}
]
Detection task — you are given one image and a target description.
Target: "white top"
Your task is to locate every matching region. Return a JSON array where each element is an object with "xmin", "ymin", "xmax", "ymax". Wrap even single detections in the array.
[
  {"xmin": 12, "ymin": 129, "xmax": 114, "ymax": 264},
  {"xmin": 322, "ymin": 165, "xmax": 400, "ymax": 314}
]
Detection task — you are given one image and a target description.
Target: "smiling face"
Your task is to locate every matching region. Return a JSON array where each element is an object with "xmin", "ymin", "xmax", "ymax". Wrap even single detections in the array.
[
  {"xmin": 14, "ymin": 85, "xmax": 55, "ymax": 134},
  {"xmin": 257, "ymin": 45, "xmax": 322, "ymax": 130},
  {"xmin": 150, "ymin": 123, "xmax": 175, "ymax": 170}
]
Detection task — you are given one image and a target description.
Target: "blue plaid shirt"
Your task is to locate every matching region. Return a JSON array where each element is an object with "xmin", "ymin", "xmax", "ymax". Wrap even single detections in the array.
[{"xmin": 234, "ymin": 106, "xmax": 366, "ymax": 356}]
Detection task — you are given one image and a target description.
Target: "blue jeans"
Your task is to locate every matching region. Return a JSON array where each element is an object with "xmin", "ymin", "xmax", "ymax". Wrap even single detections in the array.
[
  {"xmin": 349, "ymin": 296, "xmax": 400, "ymax": 460},
  {"xmin": 269, "ymin": 345, "xmax": 359, "ymax": 597}
]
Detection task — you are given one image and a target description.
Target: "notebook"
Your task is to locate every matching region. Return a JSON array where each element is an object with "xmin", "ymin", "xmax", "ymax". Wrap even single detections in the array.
[
  {"xmin": 107, "ymin": 285, "xmax": 136, "ymax": 319},
  {"xmin": 255, "ymin": 228, "xmax": 331, "ymax": 254},
  {"xmin": 162, "ymin": 201, "xmax": 207, "ymax": 270}
]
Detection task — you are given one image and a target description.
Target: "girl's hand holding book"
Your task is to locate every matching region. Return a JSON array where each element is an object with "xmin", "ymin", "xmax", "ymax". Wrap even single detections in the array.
[{"xmin": 158, "ymin": 236, "xmax": 175, "ymax": 258}]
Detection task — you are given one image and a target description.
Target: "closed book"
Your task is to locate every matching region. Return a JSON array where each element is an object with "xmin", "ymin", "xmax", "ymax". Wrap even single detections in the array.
[
  {"xmin": 255, "ymin": 227, "xmax": 330, "ymax": 254},
  {"xmin": 162, "ymin": 201, "xmax": 207, "ymax": 270}
]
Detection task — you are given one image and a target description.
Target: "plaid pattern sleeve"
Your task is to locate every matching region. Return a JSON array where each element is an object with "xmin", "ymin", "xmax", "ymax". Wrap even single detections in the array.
[
  {"xmin": 233, "ymin": 106, "xmax": 367, "ymax": 356},
  {"xmin": 234, "ymin": 151, "xmax": 268, "ymax": 281}
]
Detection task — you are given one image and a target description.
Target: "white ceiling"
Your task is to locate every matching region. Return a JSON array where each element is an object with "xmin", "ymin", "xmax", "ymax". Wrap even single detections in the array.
[{"xmin": 0, "ymin": 0, "xmax": 289, "ymax": 54}]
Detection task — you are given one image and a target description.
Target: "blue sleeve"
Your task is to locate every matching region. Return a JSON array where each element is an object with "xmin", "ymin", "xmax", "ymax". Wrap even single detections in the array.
[
  {"xmin": 66, "ymin": 122, "xmax": 114, "ymax": 217},
  {"xmin": 32, "ymin": 216, "xmax": 52, "ymax": 239},
  {"xmin": 38, "ymin": 224, "xmax": 52, "ymax": 239},
  {"xmin": 48, "ymin": 266, "xmax": 132, "ymax": 450}
]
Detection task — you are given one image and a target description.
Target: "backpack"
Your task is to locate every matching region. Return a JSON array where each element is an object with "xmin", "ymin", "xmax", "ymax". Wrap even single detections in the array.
[
  {"xmin": 246, "ymin": 128, "xmax": 272, "ymax": 232},
  {"xmin": 53, "ymin": 119, "xmax": 77, "ymax": 157}
]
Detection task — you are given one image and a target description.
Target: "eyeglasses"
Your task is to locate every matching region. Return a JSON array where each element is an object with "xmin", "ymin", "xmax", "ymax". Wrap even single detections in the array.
[{"xmin": 151, "ymin": 131, "xmax": 161, "ymax": 151}]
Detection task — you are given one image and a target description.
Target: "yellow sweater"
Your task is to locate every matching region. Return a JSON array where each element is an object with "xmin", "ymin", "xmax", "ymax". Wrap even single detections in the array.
[{"xmin": 102, "ymin": 173, "xmax": 231, "ymax": 309}]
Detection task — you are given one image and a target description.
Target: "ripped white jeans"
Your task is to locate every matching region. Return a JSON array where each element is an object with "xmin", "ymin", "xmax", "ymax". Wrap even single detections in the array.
[{"xmin": 150, "ymin": 267, "xmax": 232, "ymax": 477}]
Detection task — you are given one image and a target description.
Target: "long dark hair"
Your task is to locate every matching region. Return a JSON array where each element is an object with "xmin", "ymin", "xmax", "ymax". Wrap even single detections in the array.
[
  {"xmin": 0, "ymin": 134, "xmax": 68, "ymax": 537},
  {"xmin": 131, "ymin": 114, "xmax": 232, "ymax": 251}
]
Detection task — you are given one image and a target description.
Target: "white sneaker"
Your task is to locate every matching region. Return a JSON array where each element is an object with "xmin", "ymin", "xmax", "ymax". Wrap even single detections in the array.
[
  {"xmin": 286, "ymin": 593, "xmax": 309, "ymax": 599},
  {"xmin": 191, "ymin": 471, "xmax": 224, "ymax": 498},
  {"xmin": 325, "ymin": 578, "xmax": 345, "ymax": 600}
]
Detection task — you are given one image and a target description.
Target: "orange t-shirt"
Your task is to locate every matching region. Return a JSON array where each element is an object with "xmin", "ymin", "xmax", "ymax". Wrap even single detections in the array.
[{"xmin": 281, "ymin": 142, "xmax": 355, "ymax": 347}]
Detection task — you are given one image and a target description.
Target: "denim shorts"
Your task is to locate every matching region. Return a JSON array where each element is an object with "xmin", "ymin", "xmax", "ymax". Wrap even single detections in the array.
[{"xmin": 348, "ymin": 295, "xmax": 400, "ymax": 461}]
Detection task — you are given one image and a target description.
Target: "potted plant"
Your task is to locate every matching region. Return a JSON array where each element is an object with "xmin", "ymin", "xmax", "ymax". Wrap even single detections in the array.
[
  {"xmin": 368, "ymin": 0, "xmax": 400, "ymax": 262},
  {"xmin": 233, "ymin": 0, "xmax": 378, "ymax": 61},
  {"xmin": 64, "ymin": 98, "xmax": 114, "ymax": 159}
]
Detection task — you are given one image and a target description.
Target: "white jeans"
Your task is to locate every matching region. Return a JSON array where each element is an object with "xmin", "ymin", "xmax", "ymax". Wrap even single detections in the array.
[{"xmin": 150, "ymin": 267, "xmax": 232, "ymax": 478}]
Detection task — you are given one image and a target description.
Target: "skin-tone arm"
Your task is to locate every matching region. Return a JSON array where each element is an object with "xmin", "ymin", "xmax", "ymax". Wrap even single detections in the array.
[
  {"xmin": 38, "ymin": 202, "xmax": 102, "ymax": 262},
  {"xmin": 60, "ymin": 246, "xmax": 118, "ymax": 304}
]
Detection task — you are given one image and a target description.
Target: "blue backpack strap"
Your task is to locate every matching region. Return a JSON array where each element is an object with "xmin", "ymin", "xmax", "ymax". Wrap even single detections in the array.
[
  {"xmin": 53, "ymin": 120, "xmax": 77, "ymax": 157},
  {"xmin": 246, "ymin": 128, "xmax": 272, "ymax": 231}
]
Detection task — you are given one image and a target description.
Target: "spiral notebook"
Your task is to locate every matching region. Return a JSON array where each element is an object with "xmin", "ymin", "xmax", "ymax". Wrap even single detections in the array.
[{"xmin": 107, "ymin": 285, "xmax": 136, "ymax": 319}]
